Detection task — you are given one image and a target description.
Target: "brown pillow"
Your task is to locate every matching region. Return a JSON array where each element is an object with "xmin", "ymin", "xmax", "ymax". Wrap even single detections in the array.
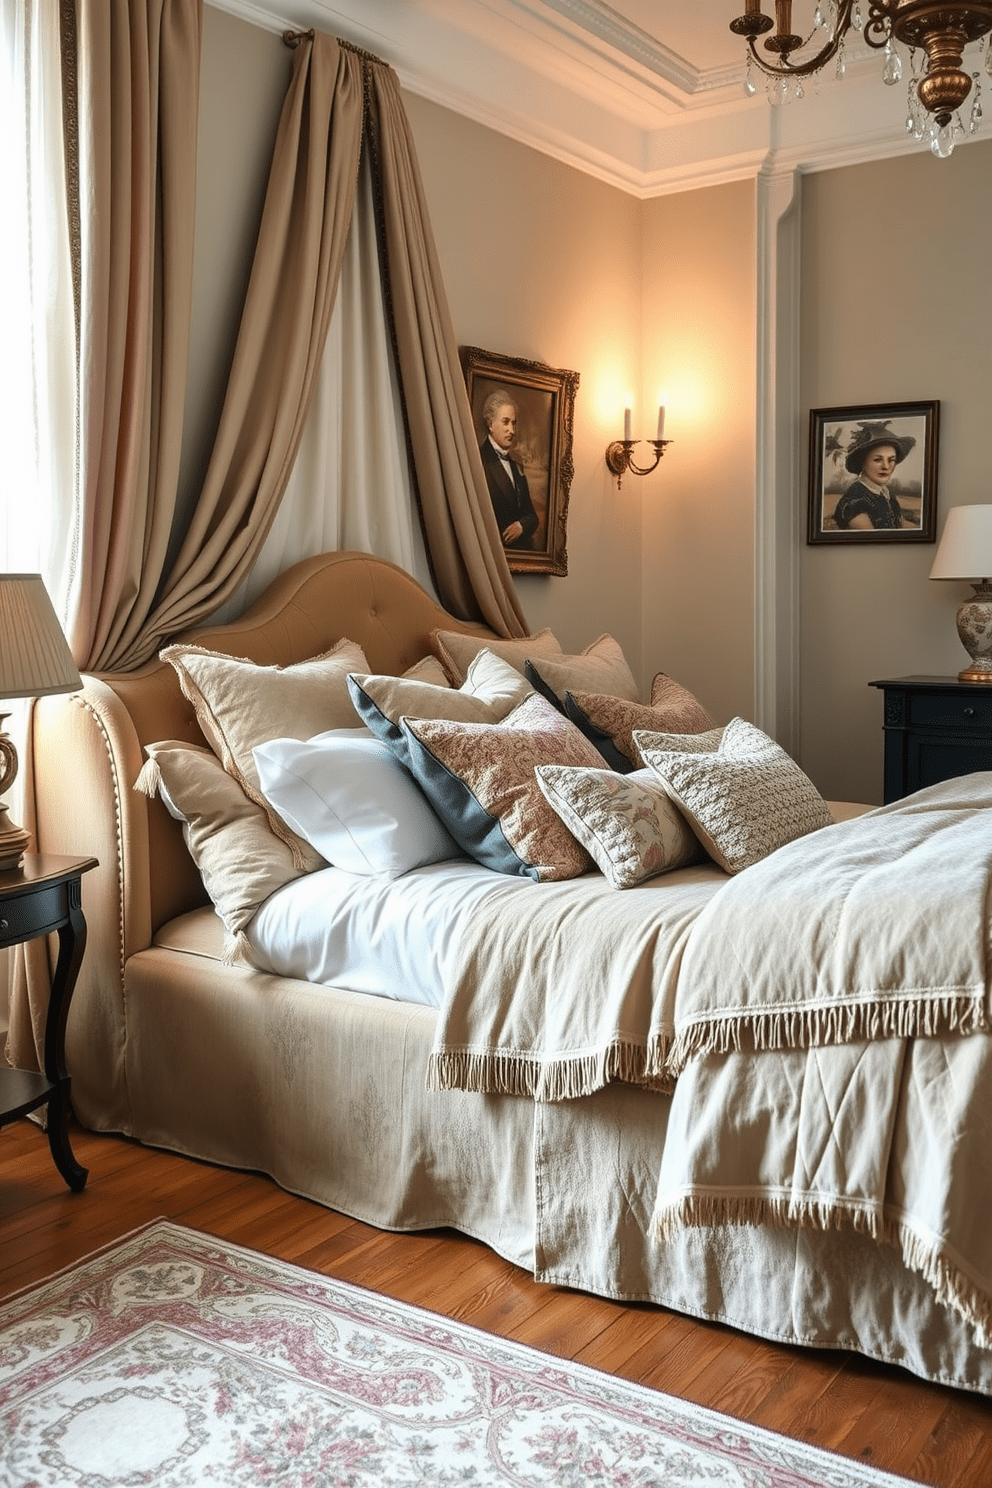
[
  {"xmin": 565, "ymin": 678, "xmax": 716, "ymax": 772},
  {"xmin": 525, "ymin": 634, "xmax": 639, "ymax": 708},
  {"xmin": 399, "ymin": 692, "xmax": 608, "ymax": 880}
]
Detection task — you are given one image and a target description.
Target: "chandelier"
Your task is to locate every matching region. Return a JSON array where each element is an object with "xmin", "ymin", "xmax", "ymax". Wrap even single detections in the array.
[{"xmin": 729, "ymin": 2, "xmax": 992, "ymax": 155}]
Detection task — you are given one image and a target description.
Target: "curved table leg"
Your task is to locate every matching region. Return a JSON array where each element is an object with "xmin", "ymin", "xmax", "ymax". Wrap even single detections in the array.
[
  {"xmin": 46, "ymin": 1084, "xmax": 88, "ymax": 1191},
  {"xmin": 43, "ymin": 881, "xmax": 89, "ymax": 1192}
]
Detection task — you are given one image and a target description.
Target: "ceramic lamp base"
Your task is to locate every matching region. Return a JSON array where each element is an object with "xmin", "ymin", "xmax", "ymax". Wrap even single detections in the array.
[{"xmin": 957, "ymin": 585, "xmax": 992, "ymax": 683}]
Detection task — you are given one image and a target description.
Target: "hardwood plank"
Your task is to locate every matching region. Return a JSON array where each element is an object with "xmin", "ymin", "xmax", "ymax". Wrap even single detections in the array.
[{"xmin": 3, "ymin": 1121, "xmax": 991, "ymax": 1487}]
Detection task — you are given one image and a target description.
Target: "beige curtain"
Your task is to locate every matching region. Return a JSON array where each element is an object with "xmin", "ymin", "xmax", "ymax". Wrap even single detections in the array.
[
  {"xmin": 366, "ymin": 60, "xmax": 527, "ymax": 637},
  {"xmin": 70, "ymin": 0, "xmax": 202, "ymax": 671},
  {"xmin": 117, "ymin": 32, "xmax": 364, "ymax": 666}
]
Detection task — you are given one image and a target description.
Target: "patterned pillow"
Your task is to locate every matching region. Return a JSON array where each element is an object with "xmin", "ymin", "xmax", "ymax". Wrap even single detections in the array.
[
  {"xmin": 636, "ymin": 716, "xmax": 833, "ymax": 874},
  {"xmin": 430, "ymin": 627, "xmax": 562, "ymax": 685},
  {"xmin": 525, "ymin": 635, "xmax": 639, "ymax": 710},
  {"xmin": 348, "ymin": 649, "xmax": 532, "ymax": 771},
  {"xmin": 535, "ymin": 765, "xmax": 705, "ymax": 889},
  {"xmin": 160, "ymin": 638, "xmax": 368, "ymax": 852},
  {"xmin": 399, "ymin": 692, "xmax": 607, "ymax": 880},
  {"xmin": 134, "ymin": 741, "xmax": 323, "ymax": 938},
  {"xmin": 564, "ymin": 677, "xmax": 716, "ymax": 773}
]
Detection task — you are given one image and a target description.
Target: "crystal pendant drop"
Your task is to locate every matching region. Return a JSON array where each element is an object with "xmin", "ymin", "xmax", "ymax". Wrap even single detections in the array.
[
  {"xmin": 852, "ymin": 2, "xmax": 863, "ymax": 30},
  {"xmin": 814, "ymin": 2, "xmax": 825, "ymax": 27},
  {"xmin": 836, "ymin": 44, "xmax": 846, "ymax": 81},
  {"xmin": 930, "ymin": 120, "xmax": 956, "ymax": 158},
  {"xmin": 970, "ymin": 75, "xmax": 983, "ymax": 133},
  {"xmin": 744, "ymin": 56, "xmax": 757, "ymax": 97},
  {"xmin": 795, "ymin": 79, "xmax": 805, "ymax": 100},
  {"xmin": 882, "ymin": 42, "xmax": 902, "ymax": 86},
  {"xmin": 986, "ymin": 38, "xmax": 992, "ymax": 79}
]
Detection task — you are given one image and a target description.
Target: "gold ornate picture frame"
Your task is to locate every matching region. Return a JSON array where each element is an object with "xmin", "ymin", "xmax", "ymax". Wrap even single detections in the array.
[
  {"xmin": 807, "ymin": 400, "xmax": 939, "ymax": 545},
  {"xmin": 461, "ymin": 345, "xmax": 579, "ymax": 576}
]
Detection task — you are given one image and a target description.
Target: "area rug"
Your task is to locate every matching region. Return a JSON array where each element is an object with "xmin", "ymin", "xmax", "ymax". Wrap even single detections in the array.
[{"xmin": 0, "ymin": 1221, "xmax": 915, "ymax": 1488}]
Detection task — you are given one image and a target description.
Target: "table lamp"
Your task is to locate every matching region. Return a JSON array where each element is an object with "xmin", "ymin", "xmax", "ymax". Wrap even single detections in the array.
[
  {"xmin": 929, "ymin": 505, "xmax": 992, "ymax": 684},
  {"xmin": 0, "ymin": 575, "xmax": 82, "ymax": 869}
]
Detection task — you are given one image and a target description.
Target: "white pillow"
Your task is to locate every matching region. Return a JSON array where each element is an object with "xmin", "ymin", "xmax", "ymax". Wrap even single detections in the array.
[{"xmin": 253, "ymin": 729, "xmax": 462, "ymax": 879}]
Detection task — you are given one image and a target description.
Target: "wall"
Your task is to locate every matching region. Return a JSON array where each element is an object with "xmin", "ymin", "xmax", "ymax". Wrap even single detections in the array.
[
  {"xmin": 639, "ymin": 182, "xmax": 758, "ymax": 725},
  {"xmin": 799, "ymin": 141, "xmax": 992, "ymax": 805},
  {"xmin": 403, "ymin": 94, "xmax": 645, "ymax": 674}
]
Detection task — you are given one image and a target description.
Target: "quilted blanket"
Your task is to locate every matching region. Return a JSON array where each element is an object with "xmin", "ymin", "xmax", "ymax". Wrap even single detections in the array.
[{"xmin": 431, "ymin": 772, "xmax": 992, "ymax": 1343}]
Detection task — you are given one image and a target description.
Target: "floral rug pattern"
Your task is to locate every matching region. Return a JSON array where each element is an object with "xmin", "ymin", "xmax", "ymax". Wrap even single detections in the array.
[{"xmin": 0, "ymin": 1221, "xmax": 912, "ymax": 1487}]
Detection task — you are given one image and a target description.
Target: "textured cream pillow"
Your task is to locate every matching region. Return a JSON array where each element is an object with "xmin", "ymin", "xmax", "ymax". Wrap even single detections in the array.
[
  {"xmin": 400, "ymin": 692, "xmax": 607, "ymax": 880},
  {"xmin": 564, "ymin": 681, "xmax": 717, "ymax": 773},
  {"xmin": 160, "ymin": 638, "xmax": 368, "ymax": 844},
  {"xmin": 636, "ymin": 717, "xmax": 833, "ymax": 874},
  {"xmin": 135, "ymin": 740, "xmax": 323, "ymax": 939},
  {"xmin": 348, "ymin": 648, "xmax": 532, "ymax": 770},
  {"xmin": 401, "ymin": 655, "xmax": 451, "ymax": 687},
  {"xmin": 535, "ymin": 765, "xmax": 704, "ymax": 888},
  {"xmin": 525, "ymin": 635, "xmax": 639, "ymax": 708},
  {"xmin": 430, "ymin": 627, "xmax": 562, "ymax": 685}
]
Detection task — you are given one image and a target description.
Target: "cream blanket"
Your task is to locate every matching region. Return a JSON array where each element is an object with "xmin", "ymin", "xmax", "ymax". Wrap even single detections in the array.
[{"xmin": 431, "ymin": 773, "xmax": 992, "ymax": 1343}]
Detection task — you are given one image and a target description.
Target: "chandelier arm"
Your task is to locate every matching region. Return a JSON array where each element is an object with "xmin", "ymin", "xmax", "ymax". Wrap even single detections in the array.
[{"xmin": 745, "ymin": 0, "xmax": 856, "ymax": 78}]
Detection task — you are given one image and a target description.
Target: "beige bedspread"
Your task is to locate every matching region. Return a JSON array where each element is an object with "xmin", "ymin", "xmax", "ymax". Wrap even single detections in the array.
[{"xmin": 431, "ymin": 773, "xmax": 992, "ymax": 1344}]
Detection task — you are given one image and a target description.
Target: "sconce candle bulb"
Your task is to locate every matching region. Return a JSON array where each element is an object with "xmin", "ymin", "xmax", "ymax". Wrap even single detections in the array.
[{"xmin": 606, "ymin": 407, "xmax": 673, "ymax": 489}]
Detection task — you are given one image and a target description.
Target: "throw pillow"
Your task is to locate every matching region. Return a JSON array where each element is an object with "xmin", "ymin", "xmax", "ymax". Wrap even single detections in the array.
[
  {"xmin": 160, "ymin": 638, "xmax": 368, "ymax": 848},
  {"xmin": 134, "ymin": 740, "xmax": 323, "ymax": 938},
  {"xmin": 564, "ymin": 679, "xmax": 716, "ymax": 773},
  {"xmin": 399, "ymin": 691, "xmax": 608, "ymax": 880},
  {"xmin": 636, "ymin": 716, "xmax": 834, "ymax": 874},
  {"xmin": 535, "ymin": 765, "xmax": 705, "ymax": 889},
  {"xmin": 525, "ymin": 634, "xmax": 639, "ymax": 710},
  {"xmin": 253, "ymin": 729, "xmax": 461, "ymax": 878},
  {"xmin": 430, "ymin": 627, "xmax": 563, "ymax": 685},
  {"xmin": 347, "ymin": 648, "xmax": 532, "ymax": 770}
]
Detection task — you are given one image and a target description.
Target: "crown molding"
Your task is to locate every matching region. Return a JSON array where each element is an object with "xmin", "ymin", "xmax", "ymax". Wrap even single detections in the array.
[{"xmin": 208, "ymin": 0, "xmax": 965, "ymax": 196}]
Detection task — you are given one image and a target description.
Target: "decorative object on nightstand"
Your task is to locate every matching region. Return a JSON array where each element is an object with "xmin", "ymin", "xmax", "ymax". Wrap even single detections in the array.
[
  {"xmin": 929, "ymin": 505, "xmax": 992, "ymax": 683},
  {"xmin": 0, "ymin": 574, "xmax": 81, "ymax": 868},
  {"xmin": 0, "ymin": 853, "xmax": 98, "ymax": 1190},
  {"xmin": 869, "ymin": 676, "xmax": 992, "ymax": 804}
]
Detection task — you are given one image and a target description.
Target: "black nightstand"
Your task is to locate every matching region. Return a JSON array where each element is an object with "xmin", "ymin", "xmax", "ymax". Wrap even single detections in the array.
[
  {"xmin": 869, "ymin": 676, "xmax": 992, "ymax": 804},
  {"xmin": 0, "ymin": 853, "xmax": 98, "ymax": 1190}
]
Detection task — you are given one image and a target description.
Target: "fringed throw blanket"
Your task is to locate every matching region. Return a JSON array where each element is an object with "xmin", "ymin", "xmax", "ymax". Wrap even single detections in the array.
[
  {"xmin": 431, "ymin": 773, "xmax": 992, "ymax": 1344},
  {"xmin": 667, "ymin": 773, "xmax": 992, "ymax": 1074},
  {"xmin": 427, "ymin": 866, "xmax": 726, "ymax": 1100}
]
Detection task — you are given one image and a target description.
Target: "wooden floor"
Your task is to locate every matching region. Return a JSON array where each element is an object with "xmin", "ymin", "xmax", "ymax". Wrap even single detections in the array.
[{"xmin": 3, "ymin": 1120, "xmax": 992, "ymax": 1485}]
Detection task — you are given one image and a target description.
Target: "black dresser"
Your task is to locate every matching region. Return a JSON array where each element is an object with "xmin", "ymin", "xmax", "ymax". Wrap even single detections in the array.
[{"xmin": 869, "ymin": 676, "xmax": 992, "ymax": 804}]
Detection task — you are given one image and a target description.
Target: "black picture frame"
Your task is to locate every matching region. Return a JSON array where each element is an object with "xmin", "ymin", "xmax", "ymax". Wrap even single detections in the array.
[
  {"xmin": 461, "ymin": 345, "xmax": 579, "ymax": 576},
  {"xmin": 807, "ymin": 400, "xmax": 939, "ymax": 545}
]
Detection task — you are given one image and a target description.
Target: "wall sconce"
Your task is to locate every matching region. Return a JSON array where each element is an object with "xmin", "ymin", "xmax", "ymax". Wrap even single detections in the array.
[{"xmin": 606, "ymin": 404, "xmax": 672, "ymax": 489}]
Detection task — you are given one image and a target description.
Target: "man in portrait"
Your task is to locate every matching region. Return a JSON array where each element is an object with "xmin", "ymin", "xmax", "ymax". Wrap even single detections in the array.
[{"xmin": 479, "ymin": 388, "xmax": 539, "ymax": 550}]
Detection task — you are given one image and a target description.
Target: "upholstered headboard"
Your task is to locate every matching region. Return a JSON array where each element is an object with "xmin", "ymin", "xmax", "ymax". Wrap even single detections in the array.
[{"xmin": 31, "ymin": 553, "xmax": 496, "ymax": 1121}]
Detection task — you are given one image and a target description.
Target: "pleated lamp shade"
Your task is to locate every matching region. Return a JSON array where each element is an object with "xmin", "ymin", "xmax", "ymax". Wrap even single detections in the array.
[
  {"xmin": 0, "ymin": 575, "xmax": 81, "ymax": 869},
  {"xmin": 0, "ymin": 575, "xmax": 81, "ymax": 699}
]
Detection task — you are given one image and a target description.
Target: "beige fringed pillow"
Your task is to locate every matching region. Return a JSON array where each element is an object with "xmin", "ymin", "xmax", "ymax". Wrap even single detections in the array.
[
  {"xmin": 535, "ymin": 765, "xmax": 705, "ymax": 888},
  {"xmin": 160, "ymin": 638, "xmax": 368, "ymax": 846},
  {"xmin": 134, "ymin": 741, "xmax": 323, "ymax": 946},
  {"xmin": 635, "ymin": 716, "xmax": 833, "ymax": 874},
  {"xmin": 430, "ymin": 627, "xmax": 563, "ymax": 685},
  {"xmin": 525, "ymin": 635, "xmax": 639, "ymax": 708}
]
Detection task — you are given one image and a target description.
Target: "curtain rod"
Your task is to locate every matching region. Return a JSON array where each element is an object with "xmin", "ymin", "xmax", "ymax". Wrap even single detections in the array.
[{"xmin": 282, "ymin": 29, "xmax": 383, "ymax": 65}]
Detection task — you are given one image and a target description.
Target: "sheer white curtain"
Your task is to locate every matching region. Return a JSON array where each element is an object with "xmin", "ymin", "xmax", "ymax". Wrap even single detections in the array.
[
  {"xmin": 0, "ymin": 0, "xmax": 75, "ymax": 595},
  {"xmin": 217, "ymin": 148, "xmax": 433, "ymax": 622}
]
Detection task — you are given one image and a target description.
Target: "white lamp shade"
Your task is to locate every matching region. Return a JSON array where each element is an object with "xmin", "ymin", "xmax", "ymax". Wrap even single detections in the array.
[
  {"xmin": 0, "ymin": 574, "xmax": 81, "ymax": 699},
  {"xmin": 929, "ymin": 505, "xmax": 992, "ymax": 582}
]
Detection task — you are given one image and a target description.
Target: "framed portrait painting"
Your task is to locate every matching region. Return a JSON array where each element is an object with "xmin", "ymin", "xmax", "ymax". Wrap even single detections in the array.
[
  {"xmin": 461, "ymin": 345, "xmax": 579, "ymax": 575},
  {"xmin": 807, "ymin": 400, "xmax": 939, "ymax": 545}
]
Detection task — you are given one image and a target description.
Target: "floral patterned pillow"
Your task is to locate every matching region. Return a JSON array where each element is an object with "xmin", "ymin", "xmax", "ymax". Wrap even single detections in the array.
[
  {"xmin": 400, "ymin": 692, "xmax": 607, "ymax": 880},
  {"xmin": 564, "ymin": 676, "xmax": 716, "ymax": 773},
  {"xmin": 535, "ymin": 765, "xmax": 705, "ymax": 889}
]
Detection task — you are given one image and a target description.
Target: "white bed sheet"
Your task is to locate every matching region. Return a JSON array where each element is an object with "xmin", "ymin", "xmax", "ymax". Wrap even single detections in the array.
[{"xmin": 246, "ymin": 857, "xmax": 537, "ymax": 1007}]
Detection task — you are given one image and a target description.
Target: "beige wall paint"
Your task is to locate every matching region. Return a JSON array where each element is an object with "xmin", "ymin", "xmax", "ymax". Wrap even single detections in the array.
[
  {"xmin": 639, "ymin": 183, "xmax": 757, "ymax": 726},
  {"xmin": 800, "ymin": 142, "xmax": 992, "ymax": 805},
  {"xmin": 403, "ymin": 94, "xmax": 645, "ymax": 673}
]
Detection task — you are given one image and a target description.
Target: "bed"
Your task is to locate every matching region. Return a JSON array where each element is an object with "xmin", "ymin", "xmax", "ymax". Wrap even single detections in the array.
[{"xmin": 32, "ymin": 549, "xmax": 992, "ymax": 1397}]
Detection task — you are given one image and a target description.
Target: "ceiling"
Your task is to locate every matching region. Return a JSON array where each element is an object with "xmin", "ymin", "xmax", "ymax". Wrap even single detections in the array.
[{"xmin": 213, "ymin": 0, "xmax": 939, "ymax": 193}]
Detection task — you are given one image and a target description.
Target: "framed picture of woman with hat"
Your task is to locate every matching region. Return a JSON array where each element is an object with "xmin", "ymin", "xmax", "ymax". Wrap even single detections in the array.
[{"xmin": 807, "ymin": 400, "xmax": 939, "ymax": 545}]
